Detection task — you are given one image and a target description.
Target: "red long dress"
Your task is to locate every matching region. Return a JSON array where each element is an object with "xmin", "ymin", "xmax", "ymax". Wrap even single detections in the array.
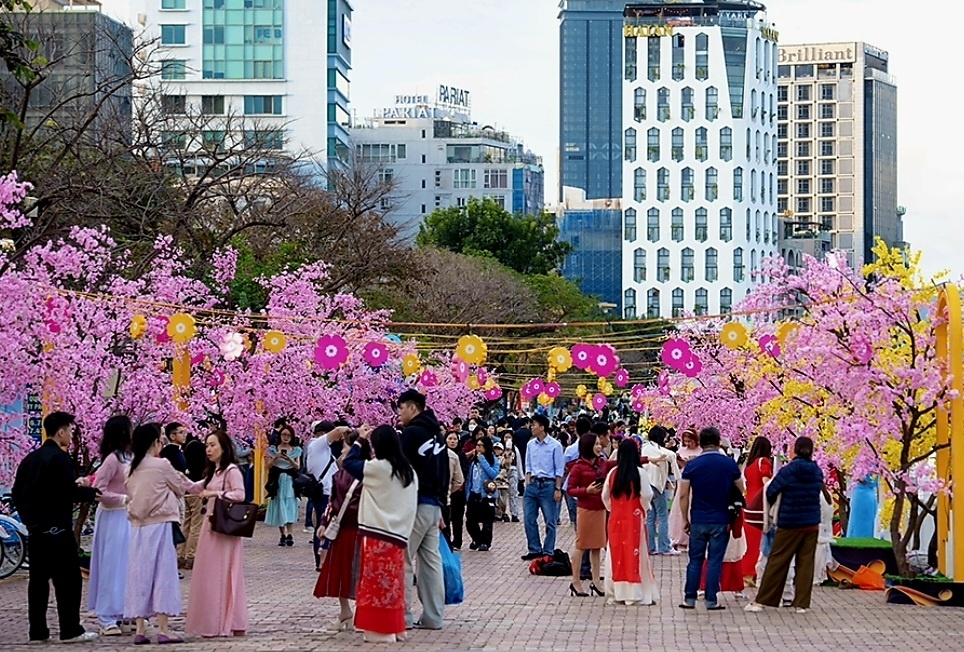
[{"xmin": 741, "ymin": 457, "xmax": 773, "ymax": 580}]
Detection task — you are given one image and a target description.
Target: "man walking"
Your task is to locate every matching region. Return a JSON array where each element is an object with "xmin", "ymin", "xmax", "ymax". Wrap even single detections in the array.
[
  {"xmin": 178, "ymin": 424, "xmax": 207, "ymax": 570},
  {"xmin": 677, "ymin": 426, "xmax": 744, "ymax": 610},
  {"xmin": 641, "ymin": 426, "xmax": 681, "ymax": 556},
  {"xmin": 521, "ymin": 414, "xmax": 564, "ymax": 560},
  {"xmin": 12, "ymin": 412, "xmax": 99, "ymax": 644},
  {"xmin": 398, "ymin": 389, "xmax": 449, "ymax": 631}
]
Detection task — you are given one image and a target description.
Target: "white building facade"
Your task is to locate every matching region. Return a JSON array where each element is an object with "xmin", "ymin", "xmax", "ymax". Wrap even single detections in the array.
[
  {"xmin": 620, "ymin": 0, "xmax": 779, "ymax": 319},
  {"xmin": 96, "ymin": 0, "xmax": 351, "ymax": 165},
  {"xmin": 352, "ymin": 94, "xmax": 544, "ymax": 238}
]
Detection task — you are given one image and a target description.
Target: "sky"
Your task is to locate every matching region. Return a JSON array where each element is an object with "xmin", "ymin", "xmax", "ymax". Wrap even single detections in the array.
[{"xmin": 350, "ymin": 0, "xmax": 961, "ymax": 280}]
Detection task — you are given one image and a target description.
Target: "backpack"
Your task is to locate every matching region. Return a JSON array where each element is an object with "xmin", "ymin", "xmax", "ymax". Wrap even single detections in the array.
[{"xmin": 528, "ymin": 549, "xmax": 572, "ymax": 576}]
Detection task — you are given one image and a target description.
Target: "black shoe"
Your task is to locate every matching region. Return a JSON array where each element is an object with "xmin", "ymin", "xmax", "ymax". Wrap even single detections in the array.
[
  {"xmin": 278, "ymin": 536, "xmax": 286, "ymax": 547},
  {"xmin": 285, "ymin": 534, "xmax": 293, "ymax": 546},
  {"xmin": 589, "ymin": 583, "xmax": 604, "ymax": 596},
  {"xmin": 501, "ymin": 515, "xmax": 510, "ymax": 522},
  {"xmin": 469, "ymin": 542, "xmax": 479, "ymax": 550},
  {"xmin": 521, "ymin": 552, "xmax": 542, "ymax": 561},
  {"xmin": 510, "ymin": 516, "xmax": 520, "ymax": 522},
  {"xmin": 568, "ymin": 583, "xmax": 589, "ymax": 597},
  {"xmin": 479, "ymin": 544, "xmax": 490, "ymax": 551}
]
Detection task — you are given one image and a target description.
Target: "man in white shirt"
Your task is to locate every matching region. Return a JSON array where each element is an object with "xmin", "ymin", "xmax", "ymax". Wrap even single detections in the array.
[
  {"xmin": 640, "ymin": 426, "xmax": 681, "ymax": 556},
  {"xmin": 306, "ymin": 421, "xmax": 350, "ymax": 568}
]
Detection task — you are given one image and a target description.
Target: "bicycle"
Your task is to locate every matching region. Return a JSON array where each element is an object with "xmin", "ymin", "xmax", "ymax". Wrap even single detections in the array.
[{"xmin": 0, "ymin": 493, "xmax": 28, "ymax": 579}]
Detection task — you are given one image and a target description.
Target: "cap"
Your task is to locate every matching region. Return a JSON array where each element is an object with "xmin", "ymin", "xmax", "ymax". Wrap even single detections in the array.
[{"xmin": 493, "ymin": 441, "xmax": 505, "ymax": 450}]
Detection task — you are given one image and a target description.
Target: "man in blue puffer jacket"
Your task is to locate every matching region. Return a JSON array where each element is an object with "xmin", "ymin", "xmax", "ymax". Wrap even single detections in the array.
[{"xmin": 745, "ymin": 437, "xmax": 824, "ymax": 614}]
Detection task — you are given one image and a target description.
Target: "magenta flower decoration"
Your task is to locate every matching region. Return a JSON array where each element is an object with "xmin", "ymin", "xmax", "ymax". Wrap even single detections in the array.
[
  {"xmin": 658, "ymin": 370, "xmax": 670, "ymax": 395},
  {"xmin": 661, "ymin": 338, "xmax": 692, "ymax": 371},
  {"xmin": 208, "ymin": 369, "xmax": 225, "ymax": 388},
  {"xmin": 614, "ymin": 368, "xmax": 630, "ymax": 388},
  {"xmin": 591, "ymin": 344, "xmax": 620, "ymax": 377},
  {"xmin": 419, "ymin": 369, "xmax": 439, "ymax": 387},
  {"xmin": 477, "ymin": 367, "xmax": 488, "ymax": 385},
  {"xmin": 529, "ymin": 378, "xmax": 545, "ymax": 395},
  {"xmin": 314, "ymin": 334, "xmax": 349, "ymax": 370},
  {"xmin": 545, "ymin": 382, "xmax": 562, "ymax": 399},
  {"xmin": 190, "ymin": 352, "xmax": 204, "ymax": 366},
  {"xmin": 630, "ymin": 383, "xmax": 646, "ymax": 399},
  {"xmin": 682, "ymin": 355, "xmax": 703, "ymax": 378},
  {"xmin": 362, "ymin": 341, "xmax": 389, "ymax": 368},
  {"xmin": 759, "ymin": 334, "xmax": 781, "ymax": 359},
  {"xmin": 591, "ymin": 393, "xmax": 608, "ymax": 411},
  {"xmin": 571, "ymin": 343, "xmax": 594, "ymax": 370},
  {"xmin": 484, "ymin": 386, "xmax": 503, "ymax": 401},
  {"xmin": 520, "ymin": 379, "xmax": 537, "ymax": 400},
  {"xmin": 631, "ymin": 399, "xmax": 645, "ymax": 413},
  {"xmin": 851, "ymin": 335, "xmax": 873, "ymax": 365},
  {"xmin": 451, "ymin": 357, "xmax": 469, "ymax": 382}
]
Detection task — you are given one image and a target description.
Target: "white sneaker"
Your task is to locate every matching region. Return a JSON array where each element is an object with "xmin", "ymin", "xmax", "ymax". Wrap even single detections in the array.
[
  {"xmin": 794, "ymin": 608, "xmax": 809, "ymax": 614},
  {"xmin": 744, "ymin": 602, "xmax": 765, "ymax": 612},
  {"xmin": 302, "ymin": 527, "xmax": 313, "ymax": 533},
  {"xmin": 62, "ymin": 631, "xmax": 98, "ymax": 644}
]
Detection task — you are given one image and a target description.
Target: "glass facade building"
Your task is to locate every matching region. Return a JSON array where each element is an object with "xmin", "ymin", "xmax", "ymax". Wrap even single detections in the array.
[
  {"xmin": 558, "ymin": 203, "xmax": 623, "ymax": 308},
  {"xmin": 559, "ymin": 0, "xmax": 627, "ymax": 200},
  {"xmin": 327, "ymin": 0, "xmax": 352, "ymax": 161}
]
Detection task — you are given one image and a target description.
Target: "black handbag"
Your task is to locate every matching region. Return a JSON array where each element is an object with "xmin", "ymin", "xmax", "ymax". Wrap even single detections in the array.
[
  {"xmin": 210, "ymin": 497, "xmax": 258, "ymax": 538},
  {"xmin": 171, "ymin": 522, "xmax": 186, "ymax": 546}
]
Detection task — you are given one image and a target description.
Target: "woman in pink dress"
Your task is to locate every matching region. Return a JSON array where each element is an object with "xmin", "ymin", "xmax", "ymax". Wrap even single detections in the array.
[
  {"xmin": 186, "ymin": 429, "xmax": 249, "ymax": 638},
  {"xmin": 602, "ymin": 439, "xmax": 657, "ymax": 606},
  {"xmin": 741, "ymin": 436, "xmax": 773, "ymax": 586},
  {"xmin": 668, "ymin": 428, "xmax": 701, "ymax": 550}
]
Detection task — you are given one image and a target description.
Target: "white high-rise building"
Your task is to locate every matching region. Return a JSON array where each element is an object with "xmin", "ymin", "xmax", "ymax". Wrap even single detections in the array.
[
  {"xmin": 96, "ymin": 0, "xmax": 353, "ymax": 165},
  {"xmin": 620, "ymin": 0, "xmax": 779, "ymax": 319}
]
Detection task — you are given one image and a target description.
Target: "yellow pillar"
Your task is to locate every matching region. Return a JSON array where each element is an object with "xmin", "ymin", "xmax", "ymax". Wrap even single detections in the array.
[
  {"xmin": 936, "ymin": 285, "xmax": 964, "ymax": 578},
  {"xmin": 253, "ymin": 435, "xmax": 267, "ymax": 506},
  {"xmin": 171, "ymin": 348, "xmax": 191, "ymax": 412}
]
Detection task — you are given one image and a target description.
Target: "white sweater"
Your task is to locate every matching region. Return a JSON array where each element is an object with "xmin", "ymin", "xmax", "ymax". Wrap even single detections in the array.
[{"xmin": 358, "ymin": 459, "xmax": 419, "ymax": 546}]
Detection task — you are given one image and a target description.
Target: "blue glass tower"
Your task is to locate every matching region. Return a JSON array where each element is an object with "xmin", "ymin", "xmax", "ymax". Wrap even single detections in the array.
[{"xmin": 559, "ymin": 0, "xmax": 627, "ymax": 200}]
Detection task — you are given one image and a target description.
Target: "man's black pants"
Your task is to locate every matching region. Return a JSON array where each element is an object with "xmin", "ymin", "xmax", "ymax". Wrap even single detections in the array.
[{"xmin": 27, "ymin": 529, "xmax": 85, "ymax": 642}]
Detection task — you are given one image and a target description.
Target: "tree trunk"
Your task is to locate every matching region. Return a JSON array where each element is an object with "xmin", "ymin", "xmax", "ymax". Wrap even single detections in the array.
[{"xmin": 889, "ymin": 490, "xmax": 911, "ymax": 577}]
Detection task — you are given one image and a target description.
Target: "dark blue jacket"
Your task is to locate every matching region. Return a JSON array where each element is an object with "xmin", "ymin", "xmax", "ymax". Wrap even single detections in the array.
[{"xmin": 766, "ymin": 458, "xmax": 824, "ymax": 529}]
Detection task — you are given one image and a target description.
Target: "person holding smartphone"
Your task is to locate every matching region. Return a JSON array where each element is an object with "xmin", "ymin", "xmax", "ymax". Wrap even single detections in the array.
[
  {"xmin": 566, "ymin": 433, "xmax": 617, "ymax": 597},
  {"xmin": 264, "ymin": 426, "xmax": 303, "ymax": 547}
]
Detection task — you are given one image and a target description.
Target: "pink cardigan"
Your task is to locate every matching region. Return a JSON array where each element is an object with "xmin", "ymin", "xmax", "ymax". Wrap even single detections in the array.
[
  {"xmin": 94, "ymin": 452, "xmax": 131, "ymax": 510},
  {"xmin": 126, "ymin": 456, "xmax": 203, "ymax": 526}
]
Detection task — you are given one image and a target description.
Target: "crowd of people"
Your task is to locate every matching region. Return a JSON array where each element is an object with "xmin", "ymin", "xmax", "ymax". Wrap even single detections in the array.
[{"xmin": 10, "ymin": 392, "xmax": 835, "ymax": 645}]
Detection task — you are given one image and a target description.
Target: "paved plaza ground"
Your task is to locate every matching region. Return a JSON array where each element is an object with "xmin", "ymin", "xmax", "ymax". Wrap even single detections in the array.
[{"xmin": 1, "ymin": 514, "xmax": 961, "ymax": 651}]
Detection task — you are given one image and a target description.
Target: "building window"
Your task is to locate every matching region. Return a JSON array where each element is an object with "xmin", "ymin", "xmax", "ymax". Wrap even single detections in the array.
[
  {"xmin": 706, "ymin": 86, "xmax": 719, "ymax": 120},
  {"xmin": 625, "ymin": 34, "xmax": 637, "ymax": 81},
  {"xmin": 734, "ymin": 248, "xmax": 744, "ymax": 282},
  {"xmin": 647, "ymin": 289, "xmax": 661, "ymax": 318},
  {"xmin": 484, "ymin": 169, "xmax": 508, "ymax": 189},
  {"xmin": 695, "ymin": 127, "xmax": 708, "ymax": 161},
  {"xmin": 453, "ymin": 169, "xmax": 476, "ymax": 189},
  {"xmin": 681, "ymin": 167, "xmax": 694, "ymax": 201},
  {"xmin": 682, "ymin": 87, "xmax": 695, "ymax": 121},
  {"xmin": 720, "ymin": 288, "xmax": 733, "ymax": 313},
  {"xmin": 746, "ymin": 208, "xmax": 752, "ymax": 240},
  {"xmin": 797, "ymin": 104, "xmax": 811, "ymax": 120},
  {"xmin": 820, "ymin": 83, "xmax": 835, "ymax": 100},
  {"xmin": 695, "ymin": 208, "xmax": 708, "ymax": 242},
  {"xmin": 777, "ymin": 179, "xmax": 787, "ymax": 195},
  {"xmin": 658, "ymin": 87, "xmax": 671, "ymax": 121},
  {"xmin": 797, "ymin": 178, "xmax": 811, "ymax": 194},
  {"xmin": 378, "ymin": 169, "xmax": 394, "ymax": 184},
  {"xmin": 244, "ymin": 95, "xmax": 282, "ymax": 115},
  {"xmin": 647, "ymin": 128, "xmax": 660, "ymax": 162},
  {"xmin": 820, "ymin": 178, "xmax": 835, "ymax": 194},
  {"xmin": 201, "ymin": 130, "xmax": 225, "ymax": 148},
  {"xmin": 705, "ymin": 167, "xmax": 718, "ymax": 202},
  {"xmin": 634, "ymin": 167, "xmax": 646, "ymax": 202},
  {"xmin": 648, "ymin": 36, "xmax": 661, "ymax": 81},
  {"xmin": 820, "ymin": 122, "xmax": 835, "ymax": 137},
  {"xmin": 733, "ymin": 168, "xmax": 743, "ymax": 202},
  {"xmin": 796, "ymin": 141, "xmax": 811, "ymax": 157},
  {"xmin": 720, "ymin": 127, "xmax": 732, "ymax": 161},
  {"xmin": 777, "ymin": 85, "xmax": 788, "ymax": 102},
  {"xmin": 657, "ymin": 168, "xmax": 670, "ymax": 201},
  {"xmin": 797, "ymin": 123, "xmax": 811, "ymax": 139},
  {"xmin": 162, "ymin": 131, "xmax": 187, "ymax": 150},
  {"xmin": 672, "ymin": 34, "xmax": 685, "ymax": 80},
  {"xmin": 161, "ymin": 59, "xmax": 186, "ymax": 80},
  {"xmin": 777, "ymin": 105, "xmax": 788, "ymax": 120},
  {"xmin": 161, "ymin": 24, "xmax": 186, "ymax": 45},
  {"xmin": 777, "ymin": 124, "xmax": 787, "ymax": 139},
  {"xmin": 162, "ymin": 0, "xmax": 186, "ymax": 7},
  {"xmin": 624, "ymin": 289, "xmax": 637, "ymax": 319},
  {"xmin": 820, "ymin": 103, "xmax": 835, "ymax": 119},
  {"xmin": 633, "ymin": 248, "xmax": 646, "ymax": 282},
  {"xmin": 720, "ymin": 208, "xmax": 732, "ymax": 242},
  {"xmin": 705, "ymin": 247, "xmax": 718, "ymax": 281},
  {"xmin": 681, "ymin": 248, "xmax": 694, "ymax": 281},
  {"xmin": 244, "ymin": 130, "xmax": 284, "ymax": 150},
  {"xmin": 624, "ymin": 208, "xmax": 637, "ymax": 242},
  {"xmin": 820, "ymin": 196, "xmax": 835, "ymax": 212},
  {"xmin": 797, "ymin": 160, "xmax": 811, "ymax": 176},
  {"xmin": 657, "ymin": 248, "xmax": 670, "ymax": 282},
  {"xmin": 820, "ymin": 140, "xmax": 835, "ymax": 156},
  {"xmin": 647, "ymin": 208, "xmax": 660, "ymax": 242},
  {"xmin": 797, "ymin": 85, "xmax": 811, "ymax": 101},
  {"xmin": 695, "ymin": 33, "xmax": 709, "ymax": 79},
  {"xmin": 671, "ymin": 128, "xmax": 684, "ymax": 161},
  {"xmin": 672, "ymin": 288, "xmax": 684, "ymax": 317},
  {"xmin": 777, "ymin": 142, "xmax": 788, "ymax": 158},
  {"xmin": 694, "ymin": 288, "xmax": 708, "ymax": 315},
  {"xmin": 797, "ymin": 197, "xmax": 811, "ymax": 213},
  {"xmin": 672, "ymin": 208, "xmax": 684, "ymax": 241},
  {"xmin": 624, "ymin": 128, "xmax": 637, "ymax": 162},
  {"xmin": 200, "ymin": 95, "xmax": 224, "ymax": 114},
  {"xmin": 634, "ymin": 88, "xmax": 646, "ymax": 121},
  {"xmin": 162, "ymin": 94, "xmax": 186, "ymax": 114}
]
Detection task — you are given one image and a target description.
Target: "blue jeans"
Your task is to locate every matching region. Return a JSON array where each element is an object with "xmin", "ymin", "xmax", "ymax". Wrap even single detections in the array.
[
  {"xmin": 310, "ymin": 494, "xmax": 330, "ymax": 567},
  {"xmin": 684, "ymin": 522, "xmax": 730, "ymax": 606},
  {"xmin": 564, "ymin": 491, "xmax": 577, "ymax": 526},
  {"xmin": 646, "ymin": 487, "xmax": 671, "ymax": 554},
  {"xmin": 523, "ymin": 481, "xmax": 558, "ymax": 555}
]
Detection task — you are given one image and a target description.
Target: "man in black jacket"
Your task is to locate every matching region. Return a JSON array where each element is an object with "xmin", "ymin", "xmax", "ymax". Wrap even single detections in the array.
[
  {"xmin": 12, "ymin": 412, "xmax": 99, "ymax": 644},
  {"xmin": 398, "ymin": 389, "xmax": 449, "ymax": 630},
  {"xmin": 177, "ymin": 427, "xmax": 208, "ymax": 569}
]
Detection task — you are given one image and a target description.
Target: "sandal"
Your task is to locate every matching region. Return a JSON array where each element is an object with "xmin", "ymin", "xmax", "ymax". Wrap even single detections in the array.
[
  {"xmin": 100, "ymin": 625, "xmax": 122, "ymax": 637},
  {"xmin": 157, "ymin": 634, "xmax": 184, "ymax": 644},
  {"xmin": 327, "ymin": 616, "xmax": 352, "ymax": 632}
]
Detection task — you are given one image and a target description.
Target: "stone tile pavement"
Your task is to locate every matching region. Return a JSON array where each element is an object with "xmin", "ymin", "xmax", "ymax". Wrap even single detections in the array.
[{"xmin": 1, "ymin": 511, "xmax": 962, "ymax": 651}]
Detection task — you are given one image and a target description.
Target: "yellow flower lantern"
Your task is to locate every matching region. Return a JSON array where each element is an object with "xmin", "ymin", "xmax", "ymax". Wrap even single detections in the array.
[
  {"xmin": 467, "ymin": 374, "xmax": 482, "ymax": 390},
  {"xmin": 167, "ymin": 313, "xmax": 196, "ymax": 344},
  {"xmin": 484, "ymin": 378, "xmax": 496, "ymax": 390},
  {"xmin": 575, "ymin": 384, "xmax": 588, "ymax": 398},
  {"xmin": 777, "ymin": 322, "xmax": 800, "ymax": 349},
  {"xmin": 546, "ymin": 368, "xmax": 557, "ymax": 383},
  {"xmin": 402, "ymin": 353, "xmax": 421, "ymax": 376},
  {"xmin": 720, "ymin": 321, "xmax": 749, "ymax": 350},
  {"xmin": 596, "ymin": 376, "xmax": 607, "ymax": 391},
  {"xmin": 537, "ymin": 392, "xmax": 553, "ymax": 406},
  {"xmin": 263, "ymin": 330, "xmax": 287, "ymax": 353},
  {"xmin": 455, "ymin": 334, "xmax": 487, "ymax": 365},
  {"xmin": 547, "ymin": 346, "xmax": 573, "ymax": 372},
  {"xmin": 601, "ymin": 382, "xmax": 613, "ymax": 396},
  {"xmin": 129, "ymin": 314, "xmax": 147, "ymax": 340}
]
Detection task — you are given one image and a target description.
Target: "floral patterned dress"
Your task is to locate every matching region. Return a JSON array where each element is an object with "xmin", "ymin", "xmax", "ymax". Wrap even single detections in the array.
[{"xmin": 354, "ymin": 538, "xmax": 406, "ymax": 635}]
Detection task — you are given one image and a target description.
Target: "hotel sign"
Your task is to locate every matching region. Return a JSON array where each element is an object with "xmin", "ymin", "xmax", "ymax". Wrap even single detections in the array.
[
  {"xmin": 779, "ymin": 44, "xmax": 856, "ymax": 64},
  {"xmin": 624, "ymin": 24, "xmax": 676, "ymax": 38},
  {"xmin": 437, "ymin": 85, "xmax": 471, "ymax": 109}
]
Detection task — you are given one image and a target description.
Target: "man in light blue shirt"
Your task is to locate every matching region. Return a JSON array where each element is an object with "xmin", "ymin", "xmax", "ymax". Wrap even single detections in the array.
[{"xmin": 521, "ymin": 414, "xmax": 564, "ymax": 560}]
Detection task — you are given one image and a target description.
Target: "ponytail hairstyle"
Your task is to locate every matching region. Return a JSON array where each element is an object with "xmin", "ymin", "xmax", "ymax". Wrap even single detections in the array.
[{"xmin": 129, "ymin": 423, "xmax": 162, "ymax": 476}]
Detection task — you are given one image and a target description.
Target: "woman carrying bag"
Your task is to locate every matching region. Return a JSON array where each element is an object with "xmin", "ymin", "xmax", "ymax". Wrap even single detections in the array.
[{"xmin": 465, "ymin": 436, "xmax": 500, "ymax": 552}]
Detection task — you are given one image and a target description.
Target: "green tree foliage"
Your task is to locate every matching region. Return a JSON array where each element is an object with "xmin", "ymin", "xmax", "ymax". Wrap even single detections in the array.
[{"xmin": 416, "ymin": 197, "xmax": 572, "ymax": 276}]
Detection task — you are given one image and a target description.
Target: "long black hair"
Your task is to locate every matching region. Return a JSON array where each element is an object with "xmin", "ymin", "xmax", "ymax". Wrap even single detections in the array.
[
  {"xmin": 100, "ymin": 415, "xmax": 132, "ymax": 461},
  {"xmin": 611, "ymin": 438, "xmax": 643, "ymax": 500},
  {"xmin": 578, "ymin": 433, "xmax": 597, "ymax": 461},
  {"xmin": 203, "ymin": 429, "xmax": 239, "ymax": 486},
  {"xmin": 745, "ymin": 436, "xmax": 773, "ymax": 467},
  {"xmin": 477, "ymin": 435, "xmax": 495, "ymax": 466},
  {"xmin": 129, "ymin": 422, "xmax": 162, "ymax": 476},
  {"xmin": 370, "ymin": 425, "xmax": 414, "ymax": 487}
]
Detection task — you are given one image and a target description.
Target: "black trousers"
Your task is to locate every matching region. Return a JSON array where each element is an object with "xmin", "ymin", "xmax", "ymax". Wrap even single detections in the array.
[
  {"xmin": 27, "ymin": 529, "xmax": 85, "ymax": 642},
  {"xmin": 443, "ymin": 490, "xmax": 467, "ymax": 548},
  {"xmin": 465, "ymin": 494, "xmax": 495, "ymax": 547}
]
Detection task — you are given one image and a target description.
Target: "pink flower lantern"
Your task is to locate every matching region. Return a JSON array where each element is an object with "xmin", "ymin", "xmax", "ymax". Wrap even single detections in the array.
[
  {"xmin": 631, "ymin": 399, "xmax": 645, "ymax": 413},
  {"xmin": 419, "ymin": 369, "xmax": 439, "ymax": 387},
  {"xmin": 477, "ymin": 367, "xmax": 489, "ymax": 385},
  {"xmin": 682, "ymin": 355, "xmax": 703, "ymax": 378},
  {"xmin": 759, "ymin": 334, "xmax": 781, "ymax": 359},
  {"xmin": 484, "ymin": 386, "xmax": 503, "ymax": 401},
  {"xmin": 362, "ymin": 341, "xmax": 389, "ymax": 368},
  {"xmin": 528, "ymin": 377, "xmax": 545, "ymax": 396},
  {"xmin": 451, "ymin": 357, "xmax": 469, "ymax": 383},
  {"xmin": 591, "ymin": 393, "xmax": 608, "ymax": 411},
  {"xmin": 545, "ymin": 382, "xmax": 562, "ymax": 399},
  {"xmin": 590, "ymin": 344, "xmax": 620, "ymax": 377},
  {"xmin": 658, "ymin": 370, "xmax": 670, "ymax": 395},
  {"xmin": 661, "ymin": 338, "xmax": 692, "ymax": 371},
  {"xmin": 614, "ymin": 368, "xmax": 630, "ymax": 388},
  {"xmin": 571, "ymin": 343, "xmax": 594, "ymax": 371},
  {"xmin": 520, "ymin": 379, "xmax": 537, "ymax": 400},
  {"xmin": 314, "ymin": 334, "xmax": 349, "ymax": 370},
  {"xmin": 630, "ymin": 383, "xmax": 646, "ymax": 399}
]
